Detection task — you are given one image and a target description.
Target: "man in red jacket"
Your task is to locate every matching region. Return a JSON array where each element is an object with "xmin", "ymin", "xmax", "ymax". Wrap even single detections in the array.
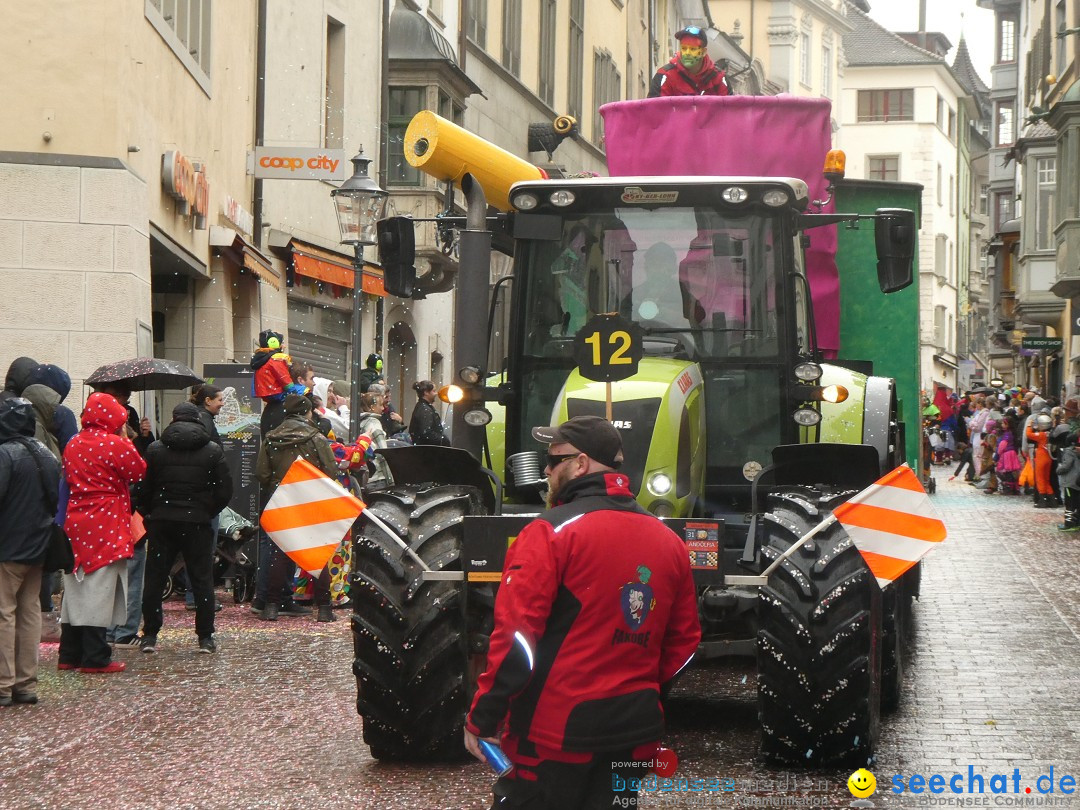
[
  {"xmin": 648, "ymin": 26, "xmax": 729, "ymax": 98},
  {"xmin": 465, "ymin": 415, "xmax": 701, "ymax": 808}
]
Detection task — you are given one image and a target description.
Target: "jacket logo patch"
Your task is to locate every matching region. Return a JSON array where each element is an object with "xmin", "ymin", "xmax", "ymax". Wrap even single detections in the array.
[{"xmin": 617, "ymin": 565, "xmax": 656, "ymax": 636}]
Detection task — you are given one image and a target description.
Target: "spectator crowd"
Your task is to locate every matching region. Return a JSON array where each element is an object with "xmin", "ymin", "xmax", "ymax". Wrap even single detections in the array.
[
  {"xmin": 925, "ymin": 386, "xmax": 1080, "ymax": 530},
  {"xmin": 0, "ymin": 338, "xmax": 450, "ymax": 706}
]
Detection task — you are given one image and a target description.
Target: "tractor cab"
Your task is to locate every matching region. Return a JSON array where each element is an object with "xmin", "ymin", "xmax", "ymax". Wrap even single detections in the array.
[{"xmin": 500, "ymin": 176, "xmax": 823, "ymax": 515}]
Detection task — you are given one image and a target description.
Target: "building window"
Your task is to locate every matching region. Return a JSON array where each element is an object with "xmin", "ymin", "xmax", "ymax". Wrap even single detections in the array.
[
  {"xmin": 937, "ymin": 164, "xmax": 943, "ymax": 206},
  {"xmin": 937, "ymin": 95, "xmax": 945, "ymax": 129},
  {"xmin": 857, "ymin": 89, "xmax": 914, "ymax": 122},
  {"xmin": 821, "ymin": 45, "xmax": 832, "ymax": 98},
  {"xmin": 979, "ymin": 184, "xmax": 989, "ymax": 215},
  {"xmin": 994, "ymin": 191, "xmax": 1014, "ymax": 232},
  {"xmin": 935, "ymin": 234, "xmax": 947, "ymax": 280},
  {"xmin": 538, "ymin": 0, "xmax": 557, "ymax": 106},
  {"xmin": 800, "ymin": 31, "xmax": 811, "ymax": 86},
  {"xmin": 388, "ymin": 87, "xmax": 425, "ymax": 186},
  {"xmin": 626, "ymin": 49, "xmax": 634, "ymax": 100},
  {"xmin": 568, "ymin": 0, "xmax": 584, "ymax": 121},
  {"xmin": 592, "ymin": 49, "xmax": 621, "ymax": 145},
  {"xmin": 145, "ymin": 0, "xmax": 212, "ymax": 93},
  {"xmin": 501, "ymin": 0, "xmax": 521, "ymax": 77},
  {"xmin": 867, "ymin": 154, "xmax": 899, "ymax": 181},
  {"xmin": 438, "ymin": 90, "xmax": 464, "ymax": 126},
  {"xmin": 996, "ymin": 102, "xmax": 1015, "ymax": 146},
  {"xmin": 466, "ymin": 0, "xmax": 488, "ymax": 48},
  {"xmin": 948, "ymin": 109, "xmax": 956, "ymax": 142},
  {"xmin": 1036, "ymin": 156, "xmax": 1057, "ymax": 251},
  {"xmin": 934, "ymin": 304, "xmax": 946, "ymax": 348},
  {"xmin": 324, "ymin": 17, "xmax": 345, "ymax": 149},
  {"xmin": 998, "ymin": 15, "xmax": 1016, "ymax": 63},
  {"xmin": 949, "ymin": 175, "xmax": 954, "ymax": 216},
  {"xmin": 429, "ymin": 0, "xmax": 444, "ymax": 21}
]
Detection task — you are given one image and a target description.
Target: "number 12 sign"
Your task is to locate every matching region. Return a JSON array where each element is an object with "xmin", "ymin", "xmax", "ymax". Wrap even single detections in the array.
[{"xmin": 573, "ymin": 314, "xmax": 644, "ymax": 382}]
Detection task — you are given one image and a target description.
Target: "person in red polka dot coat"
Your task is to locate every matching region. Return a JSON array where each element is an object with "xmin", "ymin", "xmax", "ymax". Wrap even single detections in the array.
[{"xmin": 58, "ymin": 392, "xmax": 147, "ymax": 673}]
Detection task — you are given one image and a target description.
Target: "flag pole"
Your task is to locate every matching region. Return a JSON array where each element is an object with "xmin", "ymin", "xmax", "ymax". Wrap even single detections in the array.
[{"xmin": 759, "ymin": 513, "xmax": 837, "ymax": 580}]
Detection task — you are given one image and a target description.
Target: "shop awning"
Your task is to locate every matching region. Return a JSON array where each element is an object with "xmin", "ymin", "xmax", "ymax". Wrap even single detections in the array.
[
  {"xmin": 210, "ymin": 226, "xmax": 281, "ymax": 289},
  {"xmin": 290, "ymin": 240, "xmax": 385, "ymax": 296}
]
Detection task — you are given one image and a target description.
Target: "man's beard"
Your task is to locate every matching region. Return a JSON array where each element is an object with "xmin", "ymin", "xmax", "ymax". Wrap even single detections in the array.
[{"xmin": 545, "ymin": 471, "xmax": 564, "ymax": 508}]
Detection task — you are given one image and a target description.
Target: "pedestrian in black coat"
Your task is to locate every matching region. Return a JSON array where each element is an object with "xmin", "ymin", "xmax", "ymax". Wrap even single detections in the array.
[
  {"xmin": 409, "ymin": 380, "xmax": 449, "ymax": 446},
  {"xmin": 0, "ymin": 397, "xmax": 60, "ymax": 705},
  {"xmin": 138, "ymin": 403, "xmax": 232, "ymax": 654}
]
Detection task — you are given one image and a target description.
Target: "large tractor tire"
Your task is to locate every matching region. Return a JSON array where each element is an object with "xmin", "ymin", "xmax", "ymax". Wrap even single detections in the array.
[
  {"xmin": 881, "ymin": 562, "xmax": 919, "ymax": 713},
  {"xmin": 350, "ymin": 484, "xmax": 490, "ymax": 760},
  {"xmin": 757, "ymin": 487, "xmax": 881, "ymax": 766}
]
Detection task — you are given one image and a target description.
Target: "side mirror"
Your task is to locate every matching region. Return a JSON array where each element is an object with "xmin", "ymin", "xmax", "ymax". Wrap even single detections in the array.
[
  {"xmin": 873, "ymin": 208, "xmax": 915, "ymax": 293},
  {"xmin": 377, "ymin": 216, "xmax": 417, "ymax": 297}
]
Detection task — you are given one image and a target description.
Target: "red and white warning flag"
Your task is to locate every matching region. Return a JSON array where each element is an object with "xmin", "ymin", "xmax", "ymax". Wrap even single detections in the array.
[
  {"xmin": 259, "ymin": 458, "xmax": 365, "ymax": 576},
  {"xmin": 832, "ymin": 464, "xmax": 946, "ymax": 587}
]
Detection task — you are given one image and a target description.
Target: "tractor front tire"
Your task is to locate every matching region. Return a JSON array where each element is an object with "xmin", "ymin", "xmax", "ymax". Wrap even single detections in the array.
[
  {"xmin": 350, "ymin": 484, "xmax": 487, "ymax": 761},
  {"xmin": 757, "ymin": 487, "xmax": 881, "ymax": 766}
]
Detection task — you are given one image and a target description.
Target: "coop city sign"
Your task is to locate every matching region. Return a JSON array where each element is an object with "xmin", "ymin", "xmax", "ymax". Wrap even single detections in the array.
[
  {"xmin": 161, "ymin": 149, "xmax": 210, "ymax": 229},
  {"xmin": 251, "ymin": 147, "xmax": 347, "ymax": 181}
]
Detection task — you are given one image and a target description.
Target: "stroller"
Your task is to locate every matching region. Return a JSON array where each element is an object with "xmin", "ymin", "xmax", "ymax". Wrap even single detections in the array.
[{"xmin": 161, "ymin": 507, "xmax": 258, "ymax": 603}]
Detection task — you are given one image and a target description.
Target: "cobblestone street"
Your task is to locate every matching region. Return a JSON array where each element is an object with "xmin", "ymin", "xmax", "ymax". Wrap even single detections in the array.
[{"xmin": 2, "ymin": 469, "xmax": 1079, "ymax": 809}]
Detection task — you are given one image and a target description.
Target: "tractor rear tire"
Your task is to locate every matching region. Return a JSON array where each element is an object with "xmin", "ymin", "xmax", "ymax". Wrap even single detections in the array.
[
  {"xmin": 757, "ymin": 487, "xmax": 881, "ymax": 766},
  {"xmin": 881, "ymin": 562, "xmax": 919, "ymax": 713},
  {"xmin": 350, "ymin": 484, "xmax": 488, "ymax": 761}
]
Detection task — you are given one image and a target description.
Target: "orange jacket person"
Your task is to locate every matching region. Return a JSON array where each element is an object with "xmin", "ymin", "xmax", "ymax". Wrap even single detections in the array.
[{"xmin": 1026, "ymin": 414, "xmax": 1055, "ymax": 507}]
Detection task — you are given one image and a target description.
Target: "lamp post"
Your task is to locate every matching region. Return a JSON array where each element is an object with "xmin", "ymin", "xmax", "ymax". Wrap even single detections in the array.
[{"xmin": 331, "ymin": 148, "xmax": 389, "ymax": 435}]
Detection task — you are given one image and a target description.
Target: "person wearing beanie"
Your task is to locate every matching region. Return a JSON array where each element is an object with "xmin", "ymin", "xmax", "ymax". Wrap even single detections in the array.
[
  {"xmin": 358, "ymin": 353, "xmax": 384, "ymax": 394},
  {"xmin": 255, "ymin": 393, "xmax": 340, "ymax": 622},
  {"xmin": 647, "ymin": 26, "xmax": 729, "ymax": 98},
  {"xmin": 137, "ymin": 403, "xmax": 232, "ymax": 654}
]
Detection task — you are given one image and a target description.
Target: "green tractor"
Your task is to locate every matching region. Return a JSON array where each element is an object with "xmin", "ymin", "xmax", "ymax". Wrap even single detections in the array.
[{"xmin": 350, "ymin": 111, "xmax": 919, "ymax": 767}]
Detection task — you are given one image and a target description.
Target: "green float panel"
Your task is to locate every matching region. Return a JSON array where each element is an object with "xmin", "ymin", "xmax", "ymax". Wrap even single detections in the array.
[{"xmin": 833, "ymin": 179, "xmax": 923, "ymax": 470}]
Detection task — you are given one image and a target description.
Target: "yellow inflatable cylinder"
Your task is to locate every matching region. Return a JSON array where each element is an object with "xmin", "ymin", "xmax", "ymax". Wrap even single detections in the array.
[{"xmin": 404, "ymin": 110, "xmax": 545, "ymax": 212}]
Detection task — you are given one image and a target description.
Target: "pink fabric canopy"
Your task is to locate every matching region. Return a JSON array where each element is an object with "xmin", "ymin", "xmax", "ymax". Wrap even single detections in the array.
[{"xmin": 599, "ymin": 95, "xmax": 840, "ymax": 357}]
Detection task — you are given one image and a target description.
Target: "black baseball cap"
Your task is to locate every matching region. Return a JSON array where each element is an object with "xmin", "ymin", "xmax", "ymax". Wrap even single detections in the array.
[{"xmin": 532, "ymin": 415, "xmax": 623, "ymax": 468}]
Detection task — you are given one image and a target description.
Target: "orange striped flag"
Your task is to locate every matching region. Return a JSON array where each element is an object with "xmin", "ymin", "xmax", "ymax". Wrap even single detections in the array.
[
  {"xmin": 260, "ymin": 458, "xmax": 365, "ymax": 576},
  {"xmin": 833, "ymin": 464, "xmax": 946, "ymax": 587}
]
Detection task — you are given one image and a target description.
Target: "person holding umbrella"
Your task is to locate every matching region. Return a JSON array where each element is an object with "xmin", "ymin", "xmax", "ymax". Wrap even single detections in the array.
[{"xmin": 84, "ymin": 357, "xmax": 203, "ymax": 648}]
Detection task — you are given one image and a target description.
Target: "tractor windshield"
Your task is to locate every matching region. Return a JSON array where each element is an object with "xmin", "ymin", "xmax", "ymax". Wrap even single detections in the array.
[
  {"xmin": 515, "ymin": 205, "xmax": 787, "ymax": 486},
  {"xmin": 520, "ymin": 207, "xmax": 780, "ymax": 361}
]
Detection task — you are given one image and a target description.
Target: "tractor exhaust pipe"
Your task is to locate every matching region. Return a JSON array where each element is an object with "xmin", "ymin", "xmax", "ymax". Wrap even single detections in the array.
[{"xmin": 453, "ymin": 173, "xmax": 491, "ymax": 461}]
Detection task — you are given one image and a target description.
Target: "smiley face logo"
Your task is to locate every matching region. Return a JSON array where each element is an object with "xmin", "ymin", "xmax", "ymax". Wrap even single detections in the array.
[{"xmin": 847, "ymin": 768, "xmax": 877, "ymax": 798}]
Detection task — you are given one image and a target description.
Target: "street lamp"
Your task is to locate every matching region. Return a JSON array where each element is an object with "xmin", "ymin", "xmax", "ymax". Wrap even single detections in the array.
[{"xmin": 331, "ymin": 148, "xmax": 389, "ymax": 434}]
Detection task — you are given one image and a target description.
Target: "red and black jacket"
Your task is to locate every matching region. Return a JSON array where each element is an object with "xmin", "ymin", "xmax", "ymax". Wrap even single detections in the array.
[
  {"xmin": 648, "ymin": 53, "xmax": 729, "ymax": 98},
  {"xmin": 466, "ymin": 472, "xmax": 701, "ymax": 753}
]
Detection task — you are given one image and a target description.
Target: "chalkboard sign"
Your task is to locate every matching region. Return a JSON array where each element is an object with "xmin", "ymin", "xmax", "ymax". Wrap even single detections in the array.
[{"xmin": 202, "ymin": 364, "xmax": 263, "ymax": 525}]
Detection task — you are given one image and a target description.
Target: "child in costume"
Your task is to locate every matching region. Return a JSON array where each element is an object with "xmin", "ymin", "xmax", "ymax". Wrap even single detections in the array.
[{"xmin": 251, "ymin": 330, "xmax": 306, "ymax": 436}]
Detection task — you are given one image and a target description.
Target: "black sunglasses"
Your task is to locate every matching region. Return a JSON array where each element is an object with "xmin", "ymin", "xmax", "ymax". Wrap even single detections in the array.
[{"xmin": 546, "ymin": 452, "xmax": 581, "ymax": 470}]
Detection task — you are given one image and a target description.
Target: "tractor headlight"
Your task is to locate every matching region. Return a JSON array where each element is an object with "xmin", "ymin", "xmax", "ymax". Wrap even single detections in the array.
[
  {"xmin": 463, "ymin": 408, "xmax": 493, "ymax": 426},
  {"xmin": 793, "ymin": 407, "xmax": 822, "ymax": 426},
  {"xmin": 513, "ymin": 193, "xmax": 539, "ymax": 210},
  {"xmin": 818, "ymin": 384, "xmax": 849, "ymax": 404},
  {"xmin": 763, "ymin": 189, "xmax": 790, "ymax": 207},
  {"xmin": 439, "ymin": 384, "xmax": 465, "ymax": 404},
  {"xmin": 794, "ymin": 362, "xmax": 823, "ymax": 382},
  {"xmin": 647, "ymin": 473, "xmax": 673, "ymax": 497},
  {"xmin": 549, "ymin": 190, "xmax": 576, "ymax": 207},
  {"xmin": 721, "ymin": 186, "xmax": 749, "ymax": 204},
  {"xmin": 458, "ymin": 366, "xmax": 482, "ymax": 385}
]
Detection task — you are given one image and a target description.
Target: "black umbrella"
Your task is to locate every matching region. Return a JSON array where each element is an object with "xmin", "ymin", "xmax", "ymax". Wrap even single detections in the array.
[
  {"xmin": 85, "ymin": 358, "xmax": 203, "ymax": 392},
  {"xmin": 966, "ymin": 386, "xmax": 997, "ymax": 395}
]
